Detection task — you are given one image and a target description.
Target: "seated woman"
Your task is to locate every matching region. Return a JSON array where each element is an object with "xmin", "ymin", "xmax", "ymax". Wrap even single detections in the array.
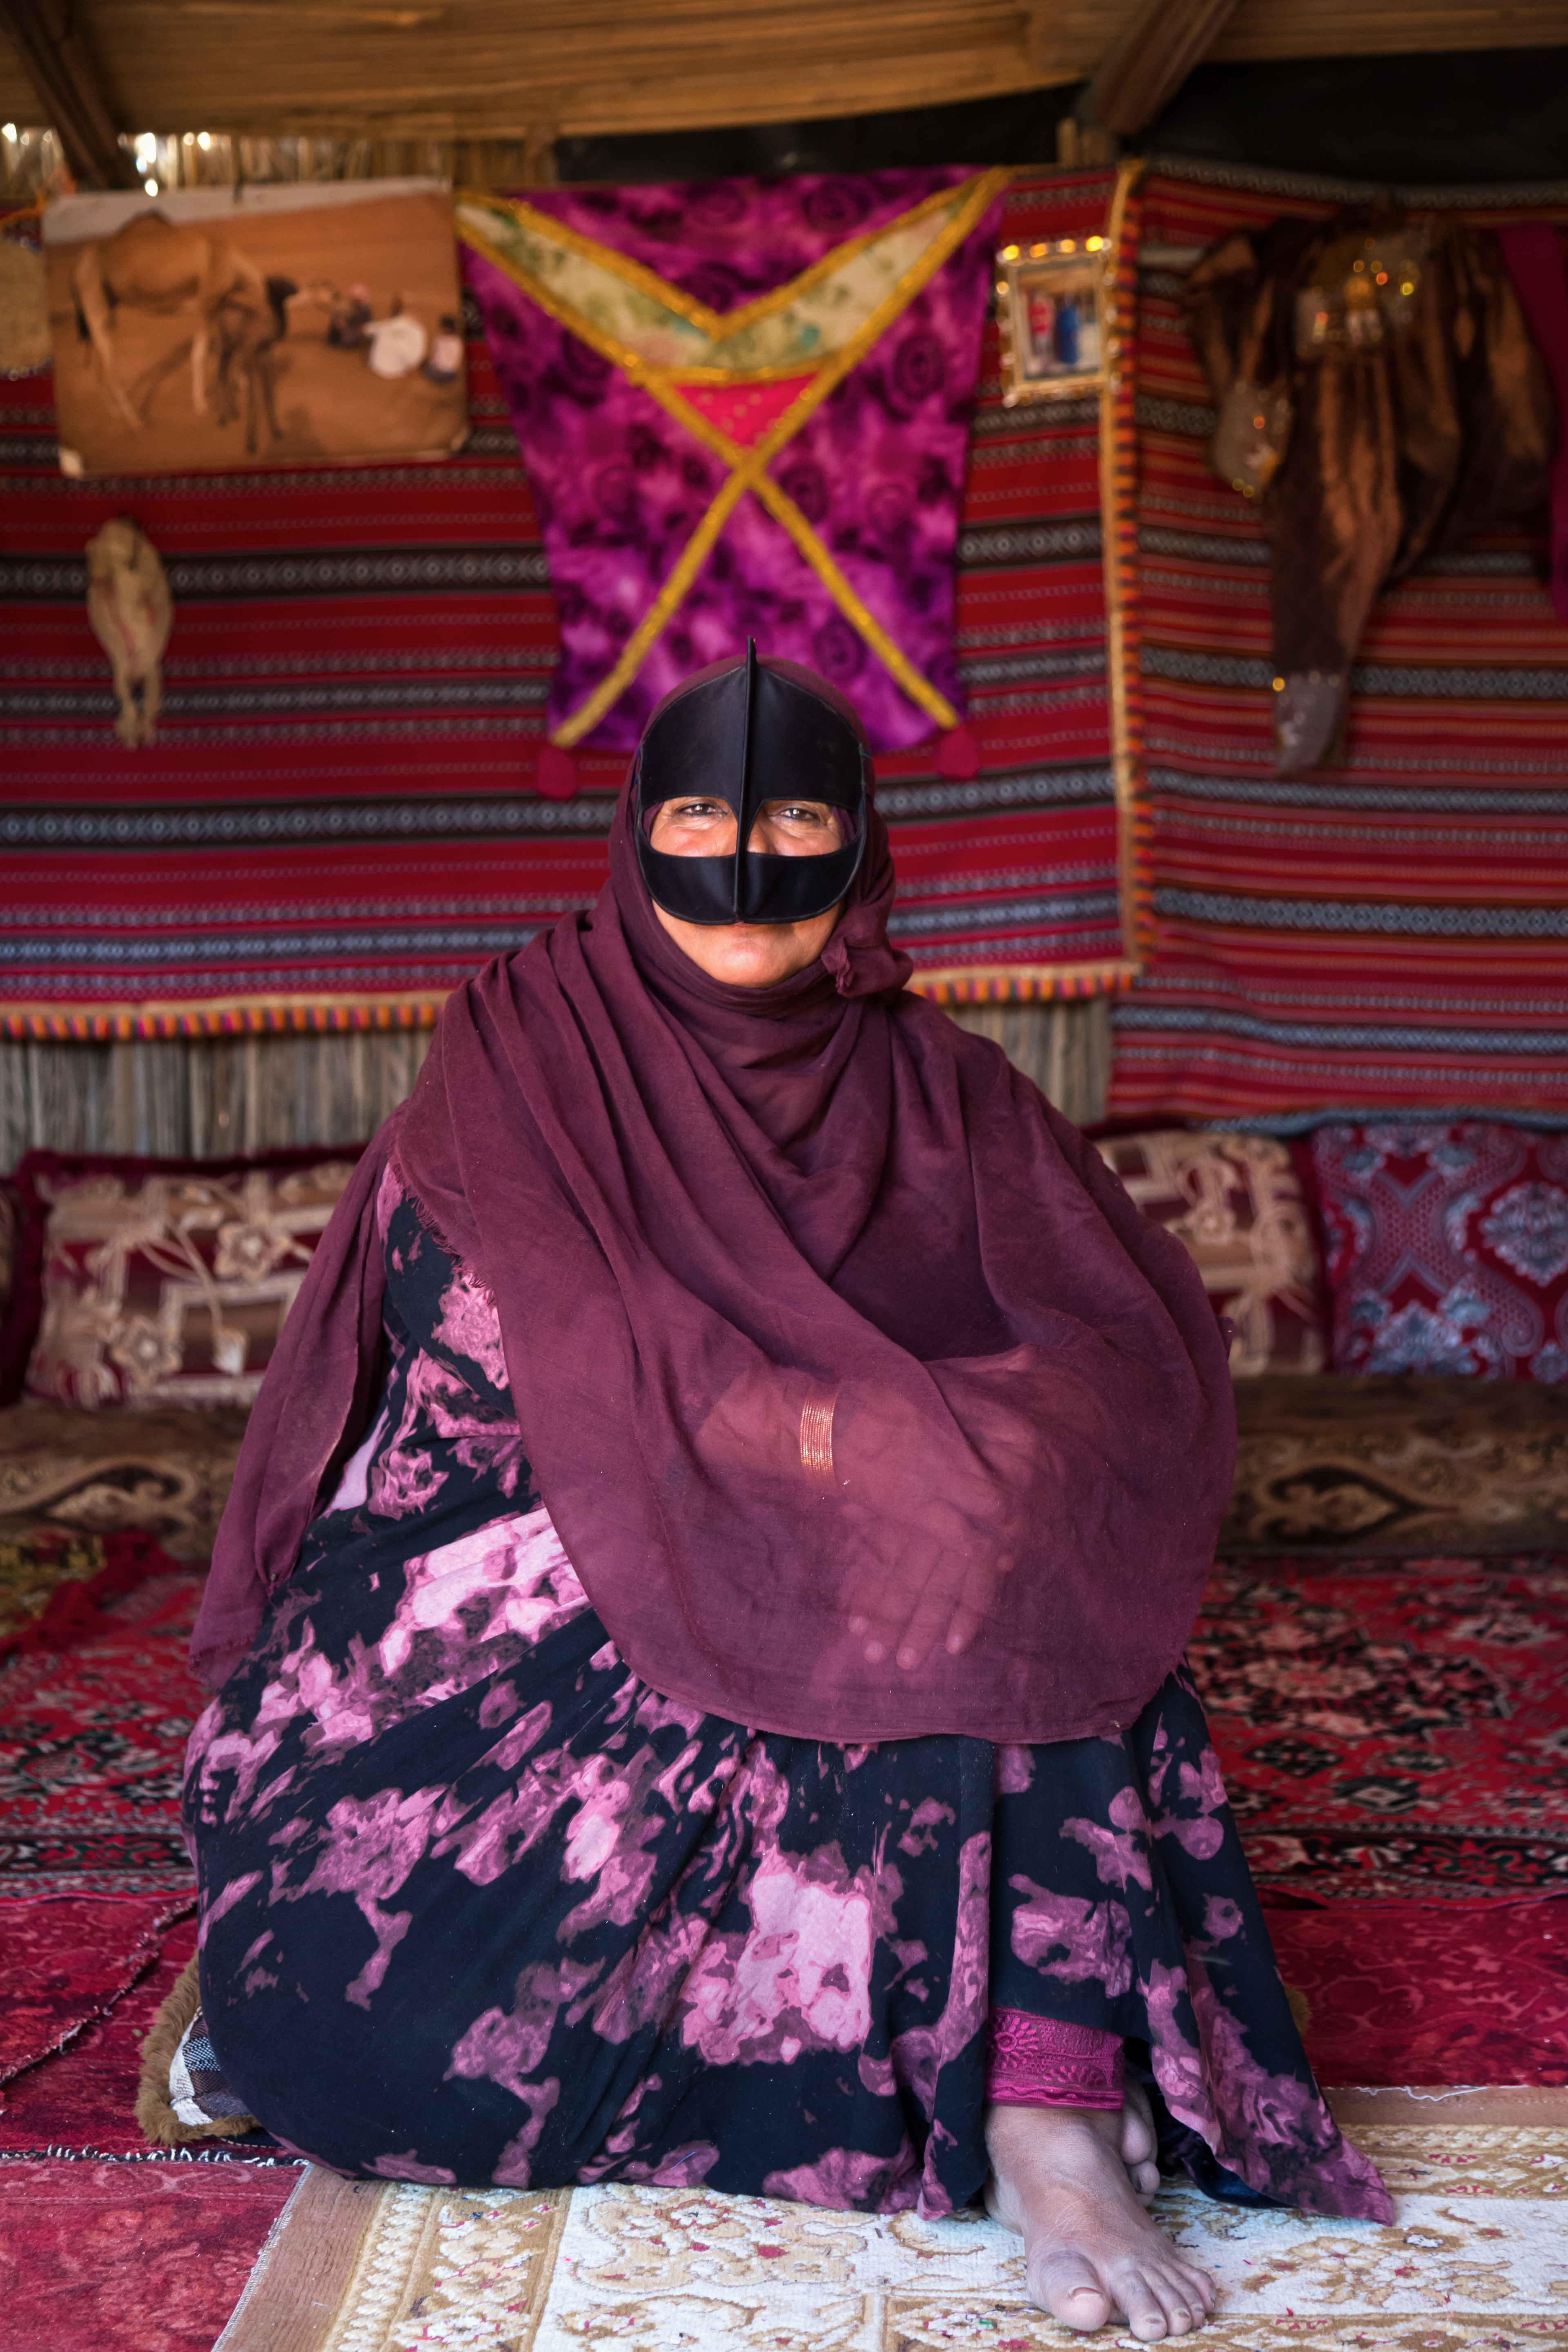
[{"xmin": 185, "ymin": 650, "xmax": 1389, "ymax": 2341}]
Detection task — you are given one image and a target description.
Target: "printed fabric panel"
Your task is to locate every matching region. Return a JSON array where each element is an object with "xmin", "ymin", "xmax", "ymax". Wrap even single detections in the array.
[
  {"xmin": 1094, "ymin": 1129, "xmax": 1326, "ymax": 1374},
  {"xmin": 1312, "ymin": 1120, "xmax": 1568, "ymax": 1381},
  {"xmin": 457, "ymin": 169, "xmax": 1007, "ymax": 761}
]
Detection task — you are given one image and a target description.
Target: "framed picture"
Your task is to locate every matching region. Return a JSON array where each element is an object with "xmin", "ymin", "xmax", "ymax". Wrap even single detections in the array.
[
  {"xmin": 996, "ymin": 238, "xmax": 1107, "ymax": 405},
  {"xmin": 42, "ymin": 179, "xmax": 469, "ymax": 477}
]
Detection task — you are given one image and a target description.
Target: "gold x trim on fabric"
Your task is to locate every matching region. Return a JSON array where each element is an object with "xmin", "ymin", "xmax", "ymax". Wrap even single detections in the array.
[{"xmin": 455, "ymin": 169, "xmax": 1010, "ymax": 747}]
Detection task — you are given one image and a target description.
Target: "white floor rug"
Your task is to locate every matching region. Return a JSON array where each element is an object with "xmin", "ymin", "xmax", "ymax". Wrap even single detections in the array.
[{"xmin": 215, "ymin": 2119, "xmax": 1568, "ymax": 2352}]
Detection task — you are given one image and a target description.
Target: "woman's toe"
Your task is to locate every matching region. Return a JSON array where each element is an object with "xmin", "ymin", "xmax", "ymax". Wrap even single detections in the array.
[
  {"xmin": 1177, "ymin": 2259, "xmax": 1218, "ymax": 2312},
  {"xmin": 1149, "ymin": 2261, "xmax": 1213, "ymax": 2334},
  {"xmin": 1120, "ymin": 2091, "xmax": 1163, "ymax": 2201},
  {"xmin": 1034, "ymin": 2255, "xmax": 1113, "ymax": 2332},
  {"xmin": 1185, "ymin": 2258, "xmax": 1222, "ymax": 2314},
  {"xmin": 1120, "ymin": 2086, "xmax": 1158, "ymax": 2165},
  {"xmin": 1096, "ymin": 2263, "xmax": 1169, "ymax": 2341}
]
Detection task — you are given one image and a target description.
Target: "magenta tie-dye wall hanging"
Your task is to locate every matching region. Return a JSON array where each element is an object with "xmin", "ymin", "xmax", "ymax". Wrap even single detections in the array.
[{"xmin": 458, "ymin": 169, "xmax": 1008, "ymax": 794}]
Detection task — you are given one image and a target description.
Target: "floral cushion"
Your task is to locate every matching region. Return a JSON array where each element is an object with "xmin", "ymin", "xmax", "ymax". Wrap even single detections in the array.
[
  {"xmin": 13, "ymin": 1149, "xmax": 361, "ymax": 1409},
  {"xmin": 1312, "ymin": 1121, "xmax": 1568, "ymax": 1381},
  {"xmin": 1093, "ymin": 1129, "xmax": 1326, "ymax": 1374}
]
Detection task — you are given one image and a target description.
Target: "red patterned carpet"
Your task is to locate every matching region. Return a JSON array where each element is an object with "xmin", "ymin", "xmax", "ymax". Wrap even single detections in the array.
[
  {"xmin": 1, "ymin": 1915, "xmax": 301, "ymax": 2352},
  {"xmin": 1191, "ymin": 1551, "xmax": 1568, "ymax": 1904},
  {"xmin": 0, "ymin": 1898, "xmax": 192, "ymax": 2096},
  {"xmin": 0, "ymin": 1593, "xmax": 296, "ymax": 2352},
  {"xmin": 4, "ymin": 1899, "xmax": 1546, "ymax": 2352},
  {"xmin": 0, "ymin": 1531, "xmax": 189, "ymax": 1666},
  {"xmin": 0, "ymin": 1564, "xmax": 205, "ymax": 1902},
  {"xmin": 0, "ymin": 1532, "xmax": 1564, "ymax": 2352},
  {"xmin": 0, "ymin": 2155, "xmax": 296, "ymax": 2352},
  {"xmin": 0, "ymin": 1561, "xmax": 206, "ymax": 2095},
  {"xmin": 0, "ymin": 1546, "xmax": 1564, "ymax": 2206},
  {"xmin": 1267, "ymin": 1897, "xmax": 1568, "ymax": 2088},
  {"xmin": 2, "ymin": 1915, "xmax": 203, "ymax": 2155}
]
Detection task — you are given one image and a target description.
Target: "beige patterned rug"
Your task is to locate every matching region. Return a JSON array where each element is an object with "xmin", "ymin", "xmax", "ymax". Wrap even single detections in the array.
[
  {"xmin": 216, "ymin": 2100, "xmax": 1568, "ymax": 2352},
  {"xmin": 2, "ymin": 1374, "xmax": 1561, "ymax": 1570},
  {"xmin": 0, "ymin": 1402, "xmax": 249, "ymax": 1562},
  {"xmin": 1223, "ymin": 1374, "xmax": 1568, "ymax": 1554}
]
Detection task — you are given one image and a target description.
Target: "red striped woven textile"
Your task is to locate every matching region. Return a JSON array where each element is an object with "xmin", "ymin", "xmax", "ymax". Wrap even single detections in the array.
[
  {"xmin": 0, "ymin": 173, "xmax": 1141, "ymax": 1038},
  {"xmin": 1111, "ymin": 160, "xmax": 1568, "ymax": 1123}
]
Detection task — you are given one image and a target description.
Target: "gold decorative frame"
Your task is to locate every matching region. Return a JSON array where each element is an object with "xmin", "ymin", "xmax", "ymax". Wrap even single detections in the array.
[{"xmin": 995, "ymin": 234, "xmax": 1109, "ymax": 406}]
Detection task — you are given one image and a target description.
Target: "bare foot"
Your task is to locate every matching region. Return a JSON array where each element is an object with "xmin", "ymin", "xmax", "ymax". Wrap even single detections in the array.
[
  {"xmin": 985, "ymin": 2103, "xmax": 1216, "ymax": 2339},
  {"xmin": 1120, "ymin": 2079, "xmax": 1161, "ymax": 2204}
]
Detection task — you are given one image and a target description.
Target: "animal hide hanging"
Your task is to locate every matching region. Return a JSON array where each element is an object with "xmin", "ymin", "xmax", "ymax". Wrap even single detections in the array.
[
  {"xmin": 85, "ymin": 519, "xmax": 172, "ymax": 748},
  {"xmin": 1182, "ymin": 209, "xmax": 1558, "ymax": 774}
]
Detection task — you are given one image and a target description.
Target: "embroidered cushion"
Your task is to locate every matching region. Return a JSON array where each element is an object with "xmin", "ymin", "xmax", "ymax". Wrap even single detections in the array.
[
  {"xmin": 11, "ymin": 1148, "xmax": 362, "ymax": 1409},
  {"xmin": 1093, "ymin": 1129, "xmax": 1327, "ymax": 1376},
  {"xmin": 1312, "ymin": 1121, "xmax": 1568, "ymax": 1381}
]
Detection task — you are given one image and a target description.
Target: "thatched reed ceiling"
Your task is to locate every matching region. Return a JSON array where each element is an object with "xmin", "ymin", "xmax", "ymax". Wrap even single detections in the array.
[{"xmin": 2, "ymin": 0, "xmax": 1564, "ymax": 145}]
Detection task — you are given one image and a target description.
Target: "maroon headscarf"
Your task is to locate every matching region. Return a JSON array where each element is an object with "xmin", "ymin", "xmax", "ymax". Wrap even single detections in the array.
[{"xmin": 193, "ymin": 677, "xmax": 1234, "ymax": 1740}]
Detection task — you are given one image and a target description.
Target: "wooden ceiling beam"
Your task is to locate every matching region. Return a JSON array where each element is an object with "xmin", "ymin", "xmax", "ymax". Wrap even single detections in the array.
[
  {"xmin": 9, "ymin": 1, "xmax": 1558, "ymax": 158},
  {"xmin": 1083, "ymin": 0, "xmax": 1245, "ymax": 135},
  {"xmin": 0, "ymin": 0, "xmax": 138, "ymax": 186}
]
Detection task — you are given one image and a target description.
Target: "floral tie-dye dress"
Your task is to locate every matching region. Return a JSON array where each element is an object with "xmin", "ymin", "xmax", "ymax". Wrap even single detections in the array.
[{"xmin": 183, "ymin": 1171, "xmax": 1388, "ymax": 2221}]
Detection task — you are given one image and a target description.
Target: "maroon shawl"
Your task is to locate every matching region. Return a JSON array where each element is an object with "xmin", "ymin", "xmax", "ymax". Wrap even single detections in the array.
[{"xmin": 193, "ymin": 773, "xmax": 1234, "ymax": 1741}]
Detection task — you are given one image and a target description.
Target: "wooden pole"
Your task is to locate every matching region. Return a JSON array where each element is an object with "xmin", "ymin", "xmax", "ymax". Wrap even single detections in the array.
[
  {"xmin": 1084, "ymin": 0, "xmax": 1243, "ymax": 138},
  {"xmin": 0, "ymin": 0, "xmax": 138, "ymax": 189}
]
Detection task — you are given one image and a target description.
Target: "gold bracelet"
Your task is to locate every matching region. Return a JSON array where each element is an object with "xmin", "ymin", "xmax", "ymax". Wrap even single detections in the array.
[{"xmin": 799, "ymin": 1387, "xmax": 839, "ymax": 1497}]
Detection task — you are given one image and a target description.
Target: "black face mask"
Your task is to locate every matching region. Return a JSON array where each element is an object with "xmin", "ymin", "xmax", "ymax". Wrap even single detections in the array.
[{"xmin": 635, "ymin": 643, "xmax": 868, "ymax": 926}]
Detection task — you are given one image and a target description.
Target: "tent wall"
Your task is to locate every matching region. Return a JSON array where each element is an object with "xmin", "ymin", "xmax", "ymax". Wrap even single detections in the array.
[{"xmin": 0, "ymin": 1004, "xmax": 1111, "ymax": 1171}]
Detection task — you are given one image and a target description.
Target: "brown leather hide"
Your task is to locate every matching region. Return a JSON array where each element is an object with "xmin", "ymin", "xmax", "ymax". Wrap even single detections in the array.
[{"xmin": 1182, "ymin": 211, "xmax": 1557, "ymax": 773}]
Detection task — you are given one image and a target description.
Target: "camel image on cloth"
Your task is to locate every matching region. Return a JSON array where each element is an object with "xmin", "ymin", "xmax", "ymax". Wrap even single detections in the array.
[{"xmin": 43, "ymin": 181, "xmax": 469, "ymax": 477}]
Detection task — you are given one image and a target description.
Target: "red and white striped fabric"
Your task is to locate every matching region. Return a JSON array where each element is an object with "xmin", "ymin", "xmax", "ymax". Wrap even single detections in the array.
[
  {"xmin": 0, "ymin": 174, "xmax": 1139, "ymax": 1038},
  {"xmin": 1111, "ymin": 159, "xmax": 1568, "ymax": 1123}
]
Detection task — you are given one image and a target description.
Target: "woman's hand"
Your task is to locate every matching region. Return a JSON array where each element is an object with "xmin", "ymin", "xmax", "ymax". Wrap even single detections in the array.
[
  {"xmin": 692, "ymin": 1364, "xmax": 804, "ymax": 1483},
  {"xmin": 694, "ymin": 1358, "xmax": 1045, "ymax": 1677},
  {"xmin": 838, "ymin": 1380, "xmax": 1037, "ymax": 1674},
  {"xmin": 844, "ymin": 1523, "xmax": 1011, "ymax": 1673}
]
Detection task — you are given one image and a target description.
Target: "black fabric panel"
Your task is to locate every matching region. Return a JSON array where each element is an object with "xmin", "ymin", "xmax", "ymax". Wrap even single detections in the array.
[{"xmin": 557, "ymin": 49, "xmax": 1568, "ymax": 192}]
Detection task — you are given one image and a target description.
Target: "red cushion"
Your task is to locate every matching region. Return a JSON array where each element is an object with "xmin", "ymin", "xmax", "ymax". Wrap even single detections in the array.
[
  {"xmin": 1092, "ymin": 1128, "xmax": 1327, "ymax": 1375},
  {"xmin": 1312, "ymin": 1121, "xmax": 1568, "ymax": 1381}
]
